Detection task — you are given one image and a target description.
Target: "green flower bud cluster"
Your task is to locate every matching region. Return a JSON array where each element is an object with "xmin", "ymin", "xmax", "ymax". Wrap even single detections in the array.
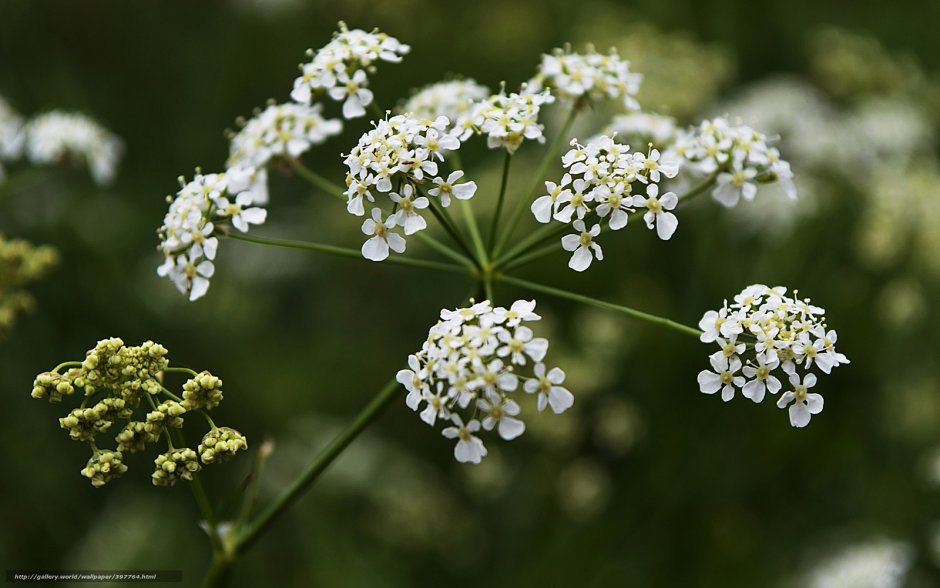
[
  {"xmin": 81, "ymin": 449, "xmax": 129, "ymax": 487},
  {"xmin": 31, "ymin": 338, "xmax": 247, "ymax": 488},
  {"xmin": 31, "ymin": 369, "xmax": 81, "ymax": 402},
  {"xmin": 182, "ymin": 372, "xmax": 224, "ymax": 410},
  {"xmin": 60, "ymin": 398, "xmax": 133, "ymax": 441},
  {"xmin": 198, "ymin": 427, "xmax": 248, "ymax": 465},
  {"xmin": 152, "ymin": 448, "xmax": 201, "ymax": 487},
  {"xmin": 0, "ymin": 233, "xmax": 58, "ymax": 338}
]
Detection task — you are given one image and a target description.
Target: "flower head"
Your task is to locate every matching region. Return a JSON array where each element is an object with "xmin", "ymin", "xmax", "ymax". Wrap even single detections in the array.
[
  {"xmin": 291, "ymin": 22, "xmax": 409, "ymax": 119},
  {"xmin": 23, "ymin": 111, "xmax": 122, "ymax": 185},
  {"xmin": 528, "ymin": 46, "xmax": 642, "ymax": 109},
  {"xmin": 696, "ymin": 285, "xmax": 848, "ymax": 427},
  {"xmin": 399, "ymin": 299, "xmax": 572, "ymax": 463},
  {"xmin": 157, "ymin": 169, "xmax": 268, "ymax": 301}
]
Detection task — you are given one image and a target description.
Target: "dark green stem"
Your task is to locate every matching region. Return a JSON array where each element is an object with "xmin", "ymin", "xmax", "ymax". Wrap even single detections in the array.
[{"xmin": 500, "ymin": 274, "xmax": 703, "ymax": 338}]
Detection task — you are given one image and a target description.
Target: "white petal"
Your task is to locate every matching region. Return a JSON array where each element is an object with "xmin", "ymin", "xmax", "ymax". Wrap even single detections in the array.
[{"xmin": 361, "ymin": 236, "xmax": 389, "ymax": 261}]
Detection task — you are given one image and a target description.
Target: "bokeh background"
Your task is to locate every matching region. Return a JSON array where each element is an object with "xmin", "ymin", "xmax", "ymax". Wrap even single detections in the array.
[{"xmin": 2, "ymin": 0, "xmax": 940, "ymax": 586}]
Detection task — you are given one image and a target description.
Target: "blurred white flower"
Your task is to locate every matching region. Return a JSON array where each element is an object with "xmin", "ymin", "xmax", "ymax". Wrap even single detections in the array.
[
  {"xmin": 528, "ymin": 46, "xmax": 642, "ymax": 110},
  {"xmin": 23, "ymin": 111, "xmax": 123, "ymax": 185}
]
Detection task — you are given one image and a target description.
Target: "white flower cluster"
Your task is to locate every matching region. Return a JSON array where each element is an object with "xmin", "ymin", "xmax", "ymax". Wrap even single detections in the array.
[
  {"xmin": 343, "ymin": 113, "xmax": 477, "ymax": 261},
  {"xmin": 290, "ymin": 22, "xmax": 410, "ymax": 119},
  {"xmin": 0, "ymin": 96, "xmax": 24, "ymax": 182},
  {"xmin": 603, "ymin": 112, "xmax": 677, "ymax": 147},
  {"xmin": 157, "ymin": 168, "xmax": 267, "ymax": 301},
  {"xmin": 534, "ymin": 135, "xmax": 680, "ymax": 271},
  {"xmin": 226, "ymin": 101, "xmax": 343, "ymax": 204},
  {"xmin": 462, "ymin": 89, "xmax": 555, "ymax": 153},
  {"xmin": 21, "ymin": 111, "xmax": 123, "ymax": 186},
  {"xmin": 671, "ymin": 116, "xmax": 796, "ymax": 206},
  {"xmin": 398, "ymin": 300, "xmax": 573, "ymax": 464},
  {"xmin": 696, "ymin": 284, "xmax": 849, "ymax": 428},
  {"xmin": 228, "ymin": 101, "xmax": 342, "ymax": 172},
  {"xmin": 401, "ymin": 79, "xmax": 490, "ymax": 130},
  {"xmin": 528, "ymin": 47, "xmax": 642, "ymax": 110}
]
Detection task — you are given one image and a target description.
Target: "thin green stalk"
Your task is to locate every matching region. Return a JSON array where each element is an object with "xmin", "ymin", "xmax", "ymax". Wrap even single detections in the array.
[
  {"xmin": 488, "ymin": 152, "xmax": 512, "ymax": 253},
  {"xmin": 495, "ymin": 221, "xmax": 569, "ymax": 269},
  {"xmin": 164, "ymin": 366, "xmax": 200, "ymax": 377},
  {"xmin": 190, "ymin": 473, "xmax": 224, "ymax": 556},
  {"xmin": 500, "ymin": 274, "xmax": 703, "ymax": 338},
  {"xmin": 424, "ymin": 197, "xmax": 480, "ymax": 268},
  {"xmin": 226, "ymin": 231, "xmax": 471, "ymax": 275},
  {"xmin": 414, "ymin": 233, "xmax": 476, "ymax": 267},
  {"xmin": 289, "ymin": 159, "xmax": 345, "ymax": 197},
  {"xmin": 502, "ymin": 241, "xmax": 561, "ymax": 271},
  {"xmin": 52, "ymin": 361, "xmax": 83, "ymax": 373},
  {"xmin": 234, "ymin": 377, "xmax": 401, "ymax": 552},
  {"xmin": 460, "ymin": 200, "xmax": 488, "ymax": 269},
  {"xmin": 493, "ymin": 105, "xmax": 579, "ymax": 258}
]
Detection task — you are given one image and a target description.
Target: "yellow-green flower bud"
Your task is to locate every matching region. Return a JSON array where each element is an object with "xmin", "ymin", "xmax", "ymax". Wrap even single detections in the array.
[
  {"xmin": 152, "ymin": 448, "xmax": 201, "ymax": 486},
  {"xmin": 115, "ymin": 421, "xmax": 157, "ymax": 453},
  {"xmin": 81, "ymin": 449, "xmax": 128, "ymax": 487},
  {"xmin": 181, "ymin": 371, "xmax": 224, "ymax": 411},
  {"xmin": 198, "ymin": 427, "xmax": 248, "ymax": 465}
]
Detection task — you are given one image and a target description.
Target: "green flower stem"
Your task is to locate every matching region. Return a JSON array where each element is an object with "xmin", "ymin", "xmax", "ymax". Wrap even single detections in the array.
[
  {"xmin": 492, "ymin": 104, "xmax": 579, "ymax": 259},
  {"xmin": 495, "ymin": 221, "xmax": 569, "ymax": 269},
  {"xmin": 501, "ymin": 241, "xmax": 562, "ymax": 271},
  {"xmin": 165, "ymin": 366, "xmax": 200, "ymax": 378},
  {"xmin": 52, "ymin": 361, "xmax": 83, "ymax": 373},
  {"xmin": 226, "ymin": 231, "xmax": 471, "ymax": 275},
  {"xmin": 424, "ymin": 197, "xmax": 480, "ymax": 268},
  {"xmin": 191, "ymin": 472, "xmax": 224, "ymax": 556},
  {"xmin": 288, "ymin": 159, "xmax": 346, "ymax": 197},
  {"xmin": 159, "ymin": 384, "xmax": 183, "ymax": 402},
  {"xmin": 500, "ymin": 274, "xmax": 703, "ymax": 338},
  {"xmin": 460, "ymin": 200, "xmax": 488, "ymax": 270},
  {"xmin": 233, "ymin": 377, "xmax": 401, "ymax": 553},
  {"xmin": 234, "ymin": 440, "xmax": 273, "ymax": 533},
  {"xmin": 413, "ymin": 233, "xmax": 476, "ymax": 267},
  {"xmin": 488, "ymin": 152, "xmax": 513, "ymax": 253}
]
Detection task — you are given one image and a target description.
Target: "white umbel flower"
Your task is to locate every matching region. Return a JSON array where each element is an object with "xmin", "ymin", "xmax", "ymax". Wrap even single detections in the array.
[
  {"xmin": 528, "ymin": 46, "xmax": 642, "ymax": 110},
  {"xmin": 290, "ymin": 22, "xmax": 409, "ymax": 119},
  {"xmin": 227, "ymin": 101, "xmax": 342, "ymax": 175},
  {"xmin": 401, "ymin": 79, "xmax": 490, "ymax": 130},
  {"xmin": 157, "ymin": 169, "xmax": 268, "ymax": 301},
  {"xmin": 696, "ymin": 284, "xmax": 848, "ymax": 427},
  {"xmin": 343, "ymin": 113, "xmax": 476, "ymax": 259},
  {"xmin": 468, "ymin": 88, "xmax": 554, "ymax": 153},
  {"xmin": 399, "ymin": 299, "xmax": 572, "ymax": 463},
  {"xmin": 670, "ymin": 116, "xmax": 797, "ymax": 206},
  {"xmin": 537, "ymin": 135, "xmax": 681, "ymax": 270},
  {"xmin": 23, "ymin": 111, "xmax": 123, "ymax": 185}
]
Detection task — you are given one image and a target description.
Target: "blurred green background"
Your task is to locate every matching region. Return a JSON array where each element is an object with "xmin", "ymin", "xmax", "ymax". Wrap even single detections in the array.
[{"xmin": 2, "ymin": 0, "xmax": 940, "ymax": 586}]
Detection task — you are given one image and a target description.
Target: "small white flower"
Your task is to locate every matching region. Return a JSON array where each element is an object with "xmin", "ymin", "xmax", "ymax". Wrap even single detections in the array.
[
  {"xmin": 360, "ymin": 208, "xmax": 406, "ymax": 261},
  {"xmin": 633, "ymin": 184, "xmax": 678, "ymax": 240},
  {"xmin": 389, "ymin": 184, "xmax": 429, "ymax": 235},
  {"xmin": 497, "ymin": 326, "xmax": 549, "ymax": 365},
  {"xmin": 427, "ymin": 170, "xmax": 477, "ymax": 206},
  {"xmin": 442, "ymin": 415, "xmax": 487, "ymax": 464},
  {"xmin": 524, "ymin": 363, "xmax": 573, "ymax": 414},
  {"xmin": 697, "ymin": 355, "xmax": 744, "ymax": 402},
  {"xmin": 776, "ymin": 372, "xmax": 823, "ymax": 428},
  {"xmin": 531, "ymin": 176, "xmax": 572, "ymax": 223},
  {"xmin": 561, "ymin": 220, "xmax": 603, "ymax": 272},
  {"xmin": 478, "ymin": 391, "xmax": 526, "ymax": 440},
  {"xmin": 741, "ymin": 358, "xmax": 782, "ymax": 403}
]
